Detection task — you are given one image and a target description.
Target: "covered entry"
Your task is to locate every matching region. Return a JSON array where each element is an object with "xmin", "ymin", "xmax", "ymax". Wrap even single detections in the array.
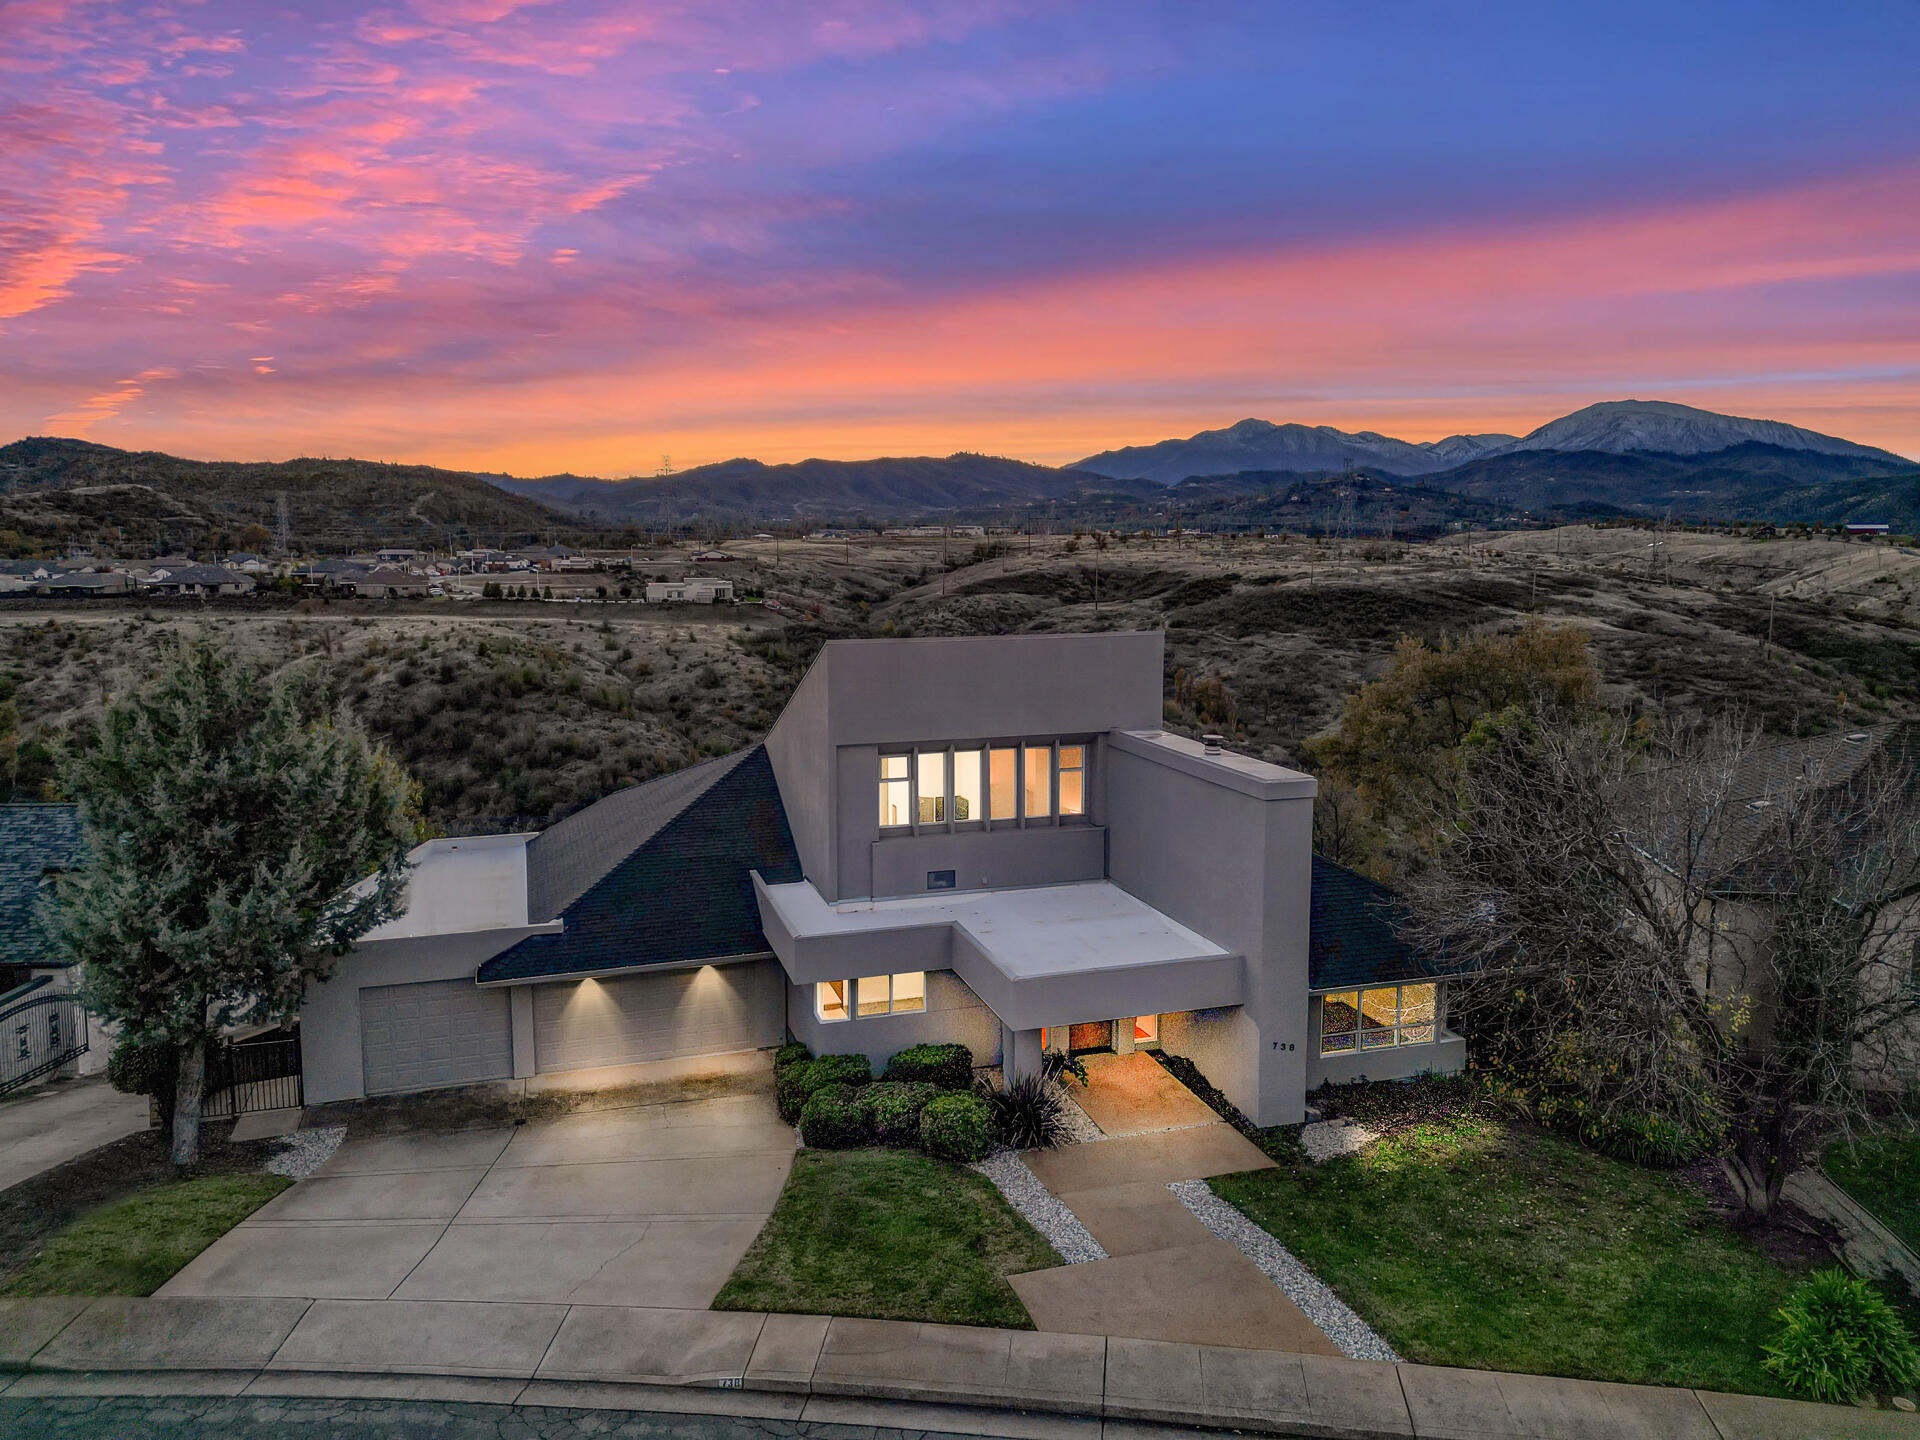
[
  {"xmin": 359, "ymin": 978, "xmax": 512, "ymax": 1096},
  {"xmin": 531, "ymin": 959, "xmax": 783, "ymax": 1074}
]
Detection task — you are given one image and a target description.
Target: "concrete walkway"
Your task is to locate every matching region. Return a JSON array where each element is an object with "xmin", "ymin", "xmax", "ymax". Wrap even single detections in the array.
[
  {"xmin": 158, "ymin": 1090, "xmax": 795, "ymax": 1306},
  {"xmin": 1786, "ymin": 1170, "xmax": 1920, "ymax": 1296},
  {"xmin": 0, "ymin": 1075, "xmax": 151, "ymax": 1193},
  {"xmin": 2, "ymin": 1295, "xmax": 1913, "ymax": 1439}
]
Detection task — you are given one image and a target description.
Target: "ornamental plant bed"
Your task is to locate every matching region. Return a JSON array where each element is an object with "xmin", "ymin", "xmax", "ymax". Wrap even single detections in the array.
[
  {"xmin": 713, "ymin": 1148, "xmax": 1057, "ymax": 1328},
  {"xmin": 1211, "ymin": 1112, "xmax": 1815, "ymax": 1396}
]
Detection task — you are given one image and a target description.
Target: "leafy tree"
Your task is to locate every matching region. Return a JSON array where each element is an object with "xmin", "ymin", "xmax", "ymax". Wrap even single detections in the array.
[
  {"xmin": 1402, "ymin": 709, "xmax": 1920, "ymax": 1221},
  {"xmin": 46, "ymin": 636, "xmax": 421, "ymax": 1164},
  {"xmin": 1311, "ymin": 620, "xmax": 1597, "ymax": 871}
]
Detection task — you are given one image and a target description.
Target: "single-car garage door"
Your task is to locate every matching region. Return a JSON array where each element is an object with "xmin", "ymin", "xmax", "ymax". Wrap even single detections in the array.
[
  {"xmin": 533, "ymin": 960, "xmax": 781, "ymax": 1074},
  {"xmin": 360, "ymin": 978, "xmax": 513, "ymax": 1096}
]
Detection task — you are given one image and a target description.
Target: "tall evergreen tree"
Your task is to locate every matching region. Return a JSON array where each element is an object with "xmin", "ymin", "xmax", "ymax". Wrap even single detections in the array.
[{"xmin": 46, "ymin": 635, "xmax": 420, "ymax": 1164}]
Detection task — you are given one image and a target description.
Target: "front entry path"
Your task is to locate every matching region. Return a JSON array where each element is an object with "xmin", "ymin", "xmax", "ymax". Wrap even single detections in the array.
[
  {"xmin": 1008, "ymin": 1065, "xmax": 1340, "ymax": 1356},
  {"xmin": 159, "ymin": 1090, "xmax": 796, "ymax": 1307}
]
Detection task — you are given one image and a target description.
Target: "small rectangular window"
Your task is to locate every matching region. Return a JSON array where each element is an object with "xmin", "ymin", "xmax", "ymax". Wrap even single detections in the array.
[
  {"xmin": 815, "ymin": 980, "xmax": 849, "ymax": 1023},
  {"xmin": 952, "ymin": 749, "xmax": 983, "ymax": 823},
  {"xmin": 917, "ymin": 751, "xmax": 948, "ymax": 824},
  {"xmin": 1398, "ymin": 983, "xmax": 1436, "ymax": 1045},
  {"xmin": 891, "ymin": 971, "xmax": 926, "ymax": 1013},
  {"xmin": 927, "ymin": 869, "xmax": 956, "ymax": 890},
  {"xmin": 1058, "ymin": 744, "xmax": 1086, "ymax": 817},
  {"xmin": 989, "ymin": 747, "xmax": 1018, "ymax": 820},
  {"xmin": 1360, "ymin": 988, "xmax": 1399, "ymax": 1049},
  {"xmin": 1133, "ymin": 1014, "xmax": 1159, "ymax": 1046},
  {"xmin": 879, "ymin": 755, "xmax": 910, "ymax": 829},
  {"xmin": 1320, "ymin": 992, "xmax": 1358, "ymax": 1055},
  {"xmin": 1023, "ymin": 745, "xmax": 1052, "ymax": 818},
  {"xmin": 854, "ymin": 972, "xmax": 926, "ymax": 1016},
  {"xmin": 856, "ymin": 974, "xmax": 891, "ymax": 1017}
]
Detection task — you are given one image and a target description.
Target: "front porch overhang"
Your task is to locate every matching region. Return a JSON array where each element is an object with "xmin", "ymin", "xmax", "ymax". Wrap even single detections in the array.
[{"xmin": 752, "ymin": 875, "xmax": 1245, "ymax": 1032}]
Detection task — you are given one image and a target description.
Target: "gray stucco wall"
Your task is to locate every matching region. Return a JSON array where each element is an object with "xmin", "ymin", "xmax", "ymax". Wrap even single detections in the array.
[
  {"xmin": 869, "ymin": 826, "xmax": 1105, "ymax": 900},
  {"xmin": 1105, "ymin": 737, "xmax": 1316, "ymax": 1126},
  {"xmin": 785, "ymin": 968, "xmax": 1002, "ymax": 1072},
  {"xmin": 764, "ymin": 657, "xmax": 835, "ymax": 898}
]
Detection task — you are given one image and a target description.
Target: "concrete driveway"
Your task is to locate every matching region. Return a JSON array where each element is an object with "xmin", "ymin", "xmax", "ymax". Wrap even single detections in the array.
[
  {"xmin": 160, "ymin": 1091, "xmax": 794, "ymax": 1308},
  {"xmin": 0, "ymin": 1075, "xmax": 152, "ymax": 1194}
]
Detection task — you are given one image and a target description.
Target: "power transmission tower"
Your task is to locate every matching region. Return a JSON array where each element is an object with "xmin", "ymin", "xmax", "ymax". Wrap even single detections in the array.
[{"xmin": 657, "ymin": 455, "xmax": 674, "ymax": 477}]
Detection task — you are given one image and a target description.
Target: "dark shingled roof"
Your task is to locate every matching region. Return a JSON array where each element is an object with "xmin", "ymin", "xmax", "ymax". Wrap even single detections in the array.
[
  {"xmin": 0, "ymin": 804, "xmax": 86, "ymax": 968},
  {"xmin": 1309, "ymin": 854, "xmax": 1464, "ymax": 992},
  {"xmin": 480, "ymin": 745, "xmax": 801, "ymax": 984}
]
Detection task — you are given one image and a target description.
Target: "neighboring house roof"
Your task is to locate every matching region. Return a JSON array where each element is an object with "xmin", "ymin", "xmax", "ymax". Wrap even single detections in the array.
[
  {"xmin": 1309, "ymin": 854, "xmax": 1464, "ymax": 991},
  {"xmin": 150, "ymin": 564, "xmax": 250, "ymax": 587},
  {"xmin": 479, "ymin": 746, "xmax": 801, "ymax": 984},
  {"xmin": 0, "ymin": 804, "xmax": 85, "ymax": 968}
]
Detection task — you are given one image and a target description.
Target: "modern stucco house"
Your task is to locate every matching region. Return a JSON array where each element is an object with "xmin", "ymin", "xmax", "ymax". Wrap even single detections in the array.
[{"xmin": 299, "ymin": 633, "xmax": 1463, "ymax": 1123}]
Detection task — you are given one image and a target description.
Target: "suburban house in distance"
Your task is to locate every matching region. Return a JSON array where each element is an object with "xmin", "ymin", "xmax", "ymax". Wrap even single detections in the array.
[{"xmin": 297, "ymin": 633, "xmax": 1463, "ymax": 1124}]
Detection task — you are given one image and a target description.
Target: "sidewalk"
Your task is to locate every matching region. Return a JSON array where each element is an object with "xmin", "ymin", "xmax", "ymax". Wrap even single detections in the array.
[
  {"xmin": 0, "ymin": 1075, "xmax": 151, "ymax": 1194},
  {"xmin": 2, "ymin": 1295, "xmax": 1913, "ymax": 1439}
]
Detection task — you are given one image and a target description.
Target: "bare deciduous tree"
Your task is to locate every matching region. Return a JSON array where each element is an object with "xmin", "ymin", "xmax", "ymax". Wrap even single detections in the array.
[{"xmin": 1402, "ymin": 708, "xmax": 1920, "ymax": 1221}]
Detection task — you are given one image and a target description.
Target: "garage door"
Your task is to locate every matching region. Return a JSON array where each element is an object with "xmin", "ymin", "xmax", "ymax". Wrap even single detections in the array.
[
  {"xmin": 533, "ymin": 960, "xmax": 780, "ymax": 1074},
  {"xmin": 359, "ymin": 979, "xmax": 513, "ymax": 1096}
]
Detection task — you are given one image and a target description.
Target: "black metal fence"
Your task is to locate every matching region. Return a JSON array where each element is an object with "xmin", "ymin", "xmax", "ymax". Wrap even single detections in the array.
[
  {"xmin": 203, "ymin": 1031, "xmax": 303, "ymax": 1117},
  {"xmin": 0, "ymin": 991, "xmax": 89, "ymax": 1097}
]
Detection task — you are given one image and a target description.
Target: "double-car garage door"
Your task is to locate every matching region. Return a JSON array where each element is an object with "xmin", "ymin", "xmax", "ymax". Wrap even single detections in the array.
[{"xmin": 357, "ymin": 960, "xmax": 783, "ymax": 1095}]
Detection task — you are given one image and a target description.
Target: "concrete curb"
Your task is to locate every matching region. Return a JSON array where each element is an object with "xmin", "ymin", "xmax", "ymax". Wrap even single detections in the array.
[{"xmin": 1, "ymin": 1296, "xmax": 1914, "ymax": 1439}]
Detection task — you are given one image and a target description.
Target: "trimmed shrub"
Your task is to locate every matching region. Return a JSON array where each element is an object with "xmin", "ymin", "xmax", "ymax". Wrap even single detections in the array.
[
  {"xmin": 776, "ymin": 1052, "xmax": 872, "ymax": 1122},
  {"xmin": 919, "ymin": 1091, "xmax": 995, "ymax": 1162},
  {"xmin": 106, "ymin": 1035, "xmax": 175, "ymax": 1133},
  {"xmin": 865, "ymin": 1081, "xmax": 938, "ymax": 1147},
  {"xmin": 981, "ymin": 1073, "xmax": 1067, "ymax": 1150},
  {"xmin": 774, "ymin": 1042, "xmax": 811, "ymax": 1072},
  {"xmin": 883, "ymin": 1042, "xmax": 973, "ymax": 1091},
  {"xmin": 798, "ymin": 1083, "xmax": 875, "ymax": 1149},
  {"xmin": 1763, "ymin": 1269, "xmax": 1920, "ymax": 1404}
]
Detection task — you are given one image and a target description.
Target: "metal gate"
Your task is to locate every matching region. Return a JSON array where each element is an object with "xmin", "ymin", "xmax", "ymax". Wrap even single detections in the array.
[
  {"xmin": 203, "ymin": 1030, "xmax": 303, "ymax": 1117},
  {"xmin": 0, "ymin": 989, "xmax": 88, "ymax": 1097}
]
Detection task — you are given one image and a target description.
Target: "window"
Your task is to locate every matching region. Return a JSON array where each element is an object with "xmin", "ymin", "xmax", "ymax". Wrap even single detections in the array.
[
  {"xmin": 879, "ymin": 756, "xmax": 910, "ymax": 828},
  {"xmin": 1023, "ymin": 746, "xmax": 1052, "ymax": 818},
  {"xmin": 855, "ymin": 972, "xmax": 926, "ymax": 1016},
  {"xmin": 989, "ymin": 748, "xmax": 1018, "ymax": 820},
  {"xmin": 815, "ymin": 980, "xmax": 849, "ymax": 1023},
  {"xmin": 917, "ymin": 751, "xmax": 948, "ymax": 823},
  {"xmin": 953, "ymin": 749, "xmax": 983, "ymax": 823},
  {"xmin": 1319, "ymin": 984, "xmax": 1440, "ymax": 1056},
  {"xmin": 1133, "ymin": 1014, "xmax": 1159, "ymax": 1046},
  {"xmin": 1058, "ymin": 745, "xmax": 1086, "ymax": 817}
]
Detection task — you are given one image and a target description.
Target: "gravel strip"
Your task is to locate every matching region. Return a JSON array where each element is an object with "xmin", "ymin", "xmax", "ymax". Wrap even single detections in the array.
[
  {"xmin": 265, "ymin": 1124, "xmax": 345, "ymax": 1180},
  {"xmin": 973, "ymin": 1151, "xmax": 1108, "ymax": 1264},
  {"xmin": 1168, "ymin": 1178, "xmax": 1400, "ymax": 1361},
  {"xmin": 1054, "ymin": 1085, "xmax": 1106, "ymax": 1144}
]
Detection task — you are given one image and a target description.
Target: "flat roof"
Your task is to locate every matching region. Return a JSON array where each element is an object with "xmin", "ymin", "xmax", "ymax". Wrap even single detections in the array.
[
  {"xmin": 759, "ymin": 878, "xmax": 1228, "ymax": 978},
  {"xmin": 358, "ymin": 834, "xmax": 534, "ymax": 940}
]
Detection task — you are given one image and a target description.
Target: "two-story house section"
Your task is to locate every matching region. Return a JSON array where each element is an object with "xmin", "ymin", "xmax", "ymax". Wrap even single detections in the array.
[{"xmin": 297, "ymin": 632, "xmax": 1465, "ymax": 1122}]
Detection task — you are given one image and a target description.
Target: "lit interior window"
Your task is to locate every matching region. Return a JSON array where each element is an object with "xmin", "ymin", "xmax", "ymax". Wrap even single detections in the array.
[
  {"xmin": 989, "ymin": 747, "xmax": 1018, "ymax": 820},
  {"xmin": 952, "ymin": 749, "xmax": 983, "ymax": 823},
  {"xmin": 1360, "ymin": 988, "xmax": 1399, "ymax": 1049},
  {"xmin": 1023, "ymin": 745, "xmax": 1052, "ymax": 818},
  {"xmin": 815, "ymin": 980, "xmax": 849, "ymax": 1023},
  {"xmin": 891, "ymin": 971, "xmax": 926, "ymax": 1013},
  {"xmin": 1133, "ymin": 1014, "xmax": 1159, "ymax": 1045},
  {"xmin": 1319, "ymin": 992, "xmax": 1358, "ymax": 1055},
  {"xmin": 856, "ymin": 974, "xmax": 891, "ymax": 1016},
  {"xmin": 879, "ymin": 756, "xmax": 910, "ymax": 828},
  {"xmin": 1058, "ymin": 745, "xmax": 1086, "ymax": 817},
  {"xmin": 854, "ymin": 972, "xmax": 926, "ymax": 1016},
  {"xmin": 917, "ymin": 751, "xmax": 948, "ymax": 824},
  {"xmin": 1398, "ymin": 983, "xmax": 1436, "ymax": 1044}
]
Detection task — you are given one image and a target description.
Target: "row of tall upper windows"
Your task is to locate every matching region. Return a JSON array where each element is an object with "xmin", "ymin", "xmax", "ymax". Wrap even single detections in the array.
[{"xmin": 879, "ymin": 743, "xmax": 1087, "ymax": 829}]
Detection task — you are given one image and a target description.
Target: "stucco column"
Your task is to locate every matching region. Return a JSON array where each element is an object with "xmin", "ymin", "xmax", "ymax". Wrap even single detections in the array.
[{"xmin": 1004, "ymin": 1025, "xmax": 1045, "ymax": 1085}]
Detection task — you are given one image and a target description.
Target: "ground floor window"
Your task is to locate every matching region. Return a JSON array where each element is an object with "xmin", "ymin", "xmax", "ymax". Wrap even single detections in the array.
[
  {"xmin": 1133, "ymin": 1014, "xmax": 1159, "ymax": 1046},
  {"xmin": 856, "ymin": 972, "xmax": 926, "ymax": 1016},
  {"xmin": 1319, "ymin": 983, "xmax": 1438, "ymax": 1056},
  {"xmin": 815, "ymin": 980, "xmax": 849, "ymax": 1023}
]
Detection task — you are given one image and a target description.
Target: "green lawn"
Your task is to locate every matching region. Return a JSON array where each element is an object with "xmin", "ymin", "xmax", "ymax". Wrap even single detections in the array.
[
  {"xmin": 1825, "ymin": 1131, "xmax": 1920, "ymax": 1255},
  {"xmin": 3, "ymin": 1172, "xmax": 291, "ymax": 1297},
  {"xmin": 714, "ymin": 1149, "xmax": 1057, "ymax": 1328},
  {"xmin": 1211, "ymin": 1114, "xmax": 1804, "ymax": 1396}
]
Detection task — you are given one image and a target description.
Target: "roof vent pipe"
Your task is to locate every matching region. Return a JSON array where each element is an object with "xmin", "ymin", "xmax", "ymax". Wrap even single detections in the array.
[{"xmin": 1202, "ymin": 733, "xmax": 1224, "ymax": 756}]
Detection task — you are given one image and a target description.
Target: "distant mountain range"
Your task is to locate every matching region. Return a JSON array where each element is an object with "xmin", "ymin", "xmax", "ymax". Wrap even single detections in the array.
[
  {"xmin": 1074, "ymin": 400, "xmax": 1908, "ymax": 483},
  {"xmin": 3, "ymin": 400, "xmax": 1914, "ymax": 545}
]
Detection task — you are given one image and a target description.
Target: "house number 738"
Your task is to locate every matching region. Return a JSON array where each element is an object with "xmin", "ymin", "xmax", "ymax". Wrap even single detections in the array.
[{"xmin": 1270, "ymin": 1041, "xmax": 1295, "ymax": 1051}]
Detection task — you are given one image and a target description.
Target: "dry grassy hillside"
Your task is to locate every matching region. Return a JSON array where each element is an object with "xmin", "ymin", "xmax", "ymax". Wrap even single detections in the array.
[{"xmin": 5, "ymin": 526, "xmax": 1915, "ymax": 831}]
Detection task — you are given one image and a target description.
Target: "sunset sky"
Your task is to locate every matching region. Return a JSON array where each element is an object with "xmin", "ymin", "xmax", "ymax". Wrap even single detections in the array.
[{"xmin": 4, "ymin": 0, "xmax": 1918, "ymax": 474}]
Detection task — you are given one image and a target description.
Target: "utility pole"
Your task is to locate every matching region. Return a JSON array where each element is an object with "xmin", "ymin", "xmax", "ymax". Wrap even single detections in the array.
[{"xmin": 1765, "ymin": 591, "xmax": 1777, "ymax": 660}]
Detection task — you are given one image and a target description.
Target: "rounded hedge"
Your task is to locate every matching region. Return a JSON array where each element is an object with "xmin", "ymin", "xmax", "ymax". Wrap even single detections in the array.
[
  {"xmin": 774, "ymin": 1042, "xmax": 811, "ymax": 1072},
  {"xmin": 919, "ymin": 1091, "xmax": 995, "ymax": 1162},
  {"xmin": 798, "ymin": 1083, "xmax": 875, "ymax": 1149},
  {"xmin": 883, "ymin": 1042, "xmax": 973, "ymax": 1091},
  {"xmin": 865, "ymin": 1081, "xmax": 939, "ymax": 1147},
  {"xmin": 776, "ymin": 1052, "xmax": 872, "ymax": 1122}
]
